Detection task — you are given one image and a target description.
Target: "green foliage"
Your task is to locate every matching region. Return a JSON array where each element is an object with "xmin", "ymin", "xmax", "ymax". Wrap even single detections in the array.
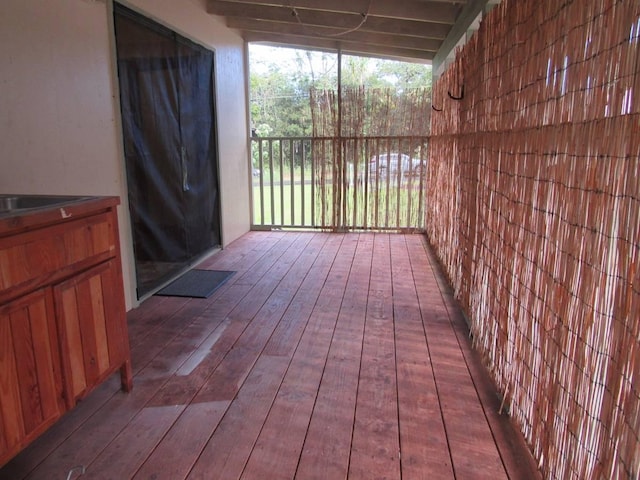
[
  {"xmin": 376, "ymin": 59, "xmax": 433, "ymax": 90},
  {"xmin": 249, "ymin": 64, "xmax": 312, "ymax": 137},
  {"xmin": 341, "ymin": 55, "xmax": 432, "ymax": 91},
  {"xmin": 249, "ymin": 45, "xmax": 432, "ymax": 138},
  {"xmin": 249, "ymin": 46, "xmax": 338, "ymax": 137}
]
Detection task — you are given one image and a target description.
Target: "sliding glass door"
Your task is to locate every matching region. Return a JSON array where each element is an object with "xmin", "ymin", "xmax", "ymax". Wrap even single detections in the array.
[{"xmin": 114, "ymin": 4, "xmax": 221, "ymax": 298}]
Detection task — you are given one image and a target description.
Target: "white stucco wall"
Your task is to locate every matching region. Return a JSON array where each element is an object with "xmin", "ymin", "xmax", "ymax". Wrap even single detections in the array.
[{"xmin": 0, "ymin": 0, "xmax": 250, "ymax": 309}]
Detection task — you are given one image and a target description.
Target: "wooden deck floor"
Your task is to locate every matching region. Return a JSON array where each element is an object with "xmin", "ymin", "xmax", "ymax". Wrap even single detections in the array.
[{"xmin": 0, "ymin": 232, "xmax": 540, "ymax": 480}]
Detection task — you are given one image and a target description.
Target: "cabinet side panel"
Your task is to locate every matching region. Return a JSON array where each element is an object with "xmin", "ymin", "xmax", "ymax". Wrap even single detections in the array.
[
  {"xmin": 0, "ymin": 398, "xmax": 6, "ymax": 455},
  {"xmin": 75, "ymin": 278, "xmax": 101, "ymax": 386},
  {"xmin": 89, "ymin": 274, "xmax": 111, "ymax": 375},
  {"xmin": 9, "ymin": 308, "xmax": 44, "ymax": 434},
  {"xmin": 0, "ymin": 311, "xmax": 25, "ymax": 450},
  {"xmin": 101, "ymin": 260, "xmax": 127, "ymax": 365},
  {"xmin": 28, "ymin": 294, "xmax": 64, "ymax": 421},
  {"xmin": 58, "ymin": 287, "xmax": 87, "ymax": 399}
]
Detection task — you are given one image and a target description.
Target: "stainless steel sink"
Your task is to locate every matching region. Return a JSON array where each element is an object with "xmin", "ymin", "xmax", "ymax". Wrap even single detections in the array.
[{"xmin": 0, "ymin": 194, "xmax": 89, "ymax": 214}]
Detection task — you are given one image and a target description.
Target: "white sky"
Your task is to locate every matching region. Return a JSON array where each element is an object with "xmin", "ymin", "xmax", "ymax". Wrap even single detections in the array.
[{"xmin": 249, "ymin": 44, "xmax": 338, "ymax": 76}]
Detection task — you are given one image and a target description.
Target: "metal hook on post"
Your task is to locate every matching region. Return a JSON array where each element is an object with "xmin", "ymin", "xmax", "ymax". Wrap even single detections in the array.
[
  {"xmin": 431, "ymin": 92, "xmax": 443, "ymax": 111},
  {"xmin": 447, "ymin": 85, "xmax": 464, "ymax": 100}
]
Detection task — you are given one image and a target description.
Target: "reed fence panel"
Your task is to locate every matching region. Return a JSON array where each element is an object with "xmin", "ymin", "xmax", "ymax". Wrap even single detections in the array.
[{"xmin": 427, "ymin": 0, "xmax": 639, "ymax": 478}]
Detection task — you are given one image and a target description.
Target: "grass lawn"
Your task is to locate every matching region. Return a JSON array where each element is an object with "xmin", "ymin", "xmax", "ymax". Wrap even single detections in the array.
[
  {"xmin": 253, "ymin": 183, "xmax": 315, "ymax": 227},
  {"xmin": 252, "ymin": 179, "xmax": 425, "ymax": 229}
]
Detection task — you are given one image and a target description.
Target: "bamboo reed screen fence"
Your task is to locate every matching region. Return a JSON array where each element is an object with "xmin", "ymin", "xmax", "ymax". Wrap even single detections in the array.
[
  {"xmin": 309, "ymin": 87, "xmax": 430, "ymax": 231},
  {"xmin": 427, "ymin": 0, "xmax": 639, "ymax": 478}
]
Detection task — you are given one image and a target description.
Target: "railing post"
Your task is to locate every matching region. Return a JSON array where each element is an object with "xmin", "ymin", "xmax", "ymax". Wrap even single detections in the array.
[
  {"xmin": 269, "ymin": 138, "xmax": 275, "ymax": 226},
  {"xmin": 259, "ymin": 139, "xmax": 265, "ymax": 226},
  {"xmin": 301, "ymin": 139, "xmax": 306, "ymax": 227},
  {"xmin": 310, "ymin": 138, "xmax": 315, "ymax": 228},
  {"xmin": 279, "ymin": 139, "xmax": 284, "ymax": 226},
  {"xmin": 289, "ymin": 138, "xmax": 295, "ymax": 226}
]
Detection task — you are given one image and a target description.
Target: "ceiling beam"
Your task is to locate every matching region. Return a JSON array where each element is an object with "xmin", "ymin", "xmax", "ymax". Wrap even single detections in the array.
[
  {"xmin": 206, "ymin": 0, "xmax": 472, "ymax": 63},
  {"xmin": 209, "ymin": 2, "xmax": 452, "ymax": 39},
  {"xmin": 208, "ymin": 0, "xmax": 461, "ymax": 24},
  {"xmin": 228, "ymin": 17, "xmax": 442, "ymax": 53},
  {"xmin": 244, "ymin": 32, "xmax": 435, "ymax": 62},
  {"xmin": 432, "ymin": 0, "xmax": 495, "ymax": 74},
  {"xmin": 207, "ymin": 0, "xmax": 460, "ymax": 25}
]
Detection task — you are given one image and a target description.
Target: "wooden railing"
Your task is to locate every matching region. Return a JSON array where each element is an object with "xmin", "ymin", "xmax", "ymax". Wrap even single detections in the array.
[{"xmin": 251, "ymin": 135, "xmax": 428, "ymax": 232}]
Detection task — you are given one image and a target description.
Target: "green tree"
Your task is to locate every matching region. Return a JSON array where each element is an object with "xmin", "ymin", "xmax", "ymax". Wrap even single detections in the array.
[
  {"xmin": 249, "ymin": 45, "xmax": 432, "ymax": 137},
  {"xmin": 250, "ymin": 46, "xmax": 339, "ymax": 137},
  {"xmin": 250, "ymin": 65, "xmax": 311, "ymax": 137},
  {"xmin": 377, "ymin": 59, "xmax": 432, "ymax": 91}
]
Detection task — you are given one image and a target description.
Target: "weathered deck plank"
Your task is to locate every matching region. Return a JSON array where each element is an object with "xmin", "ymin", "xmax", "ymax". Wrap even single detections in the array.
[{"xmin": 0, "ymin": 232, "xmax": 540, "ymax": 480}]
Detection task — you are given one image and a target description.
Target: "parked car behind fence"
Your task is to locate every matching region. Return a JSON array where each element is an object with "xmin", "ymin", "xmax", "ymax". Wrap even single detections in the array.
[{"xmin": 357, "ymin": 153, "xmax": 426, "ymax": 186}]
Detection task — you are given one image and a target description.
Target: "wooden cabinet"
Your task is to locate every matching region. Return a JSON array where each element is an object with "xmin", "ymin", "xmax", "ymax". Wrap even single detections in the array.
[
  {"xmin": 0, "ymin": 289, "xmax": 64, "ymax": 459},
  {"xmin": 0, "ymin": 197, "xmax": 132, "ymax": 467},
  {"xmin": 54, "ymin": 259, "xmax": 129, "ymax": 407}
]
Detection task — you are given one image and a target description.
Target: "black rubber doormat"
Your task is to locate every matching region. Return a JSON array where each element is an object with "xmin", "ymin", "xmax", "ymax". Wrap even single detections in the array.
[{"xmin": 156, "ymin": 269, "xmax": 235, "ymax": 298}]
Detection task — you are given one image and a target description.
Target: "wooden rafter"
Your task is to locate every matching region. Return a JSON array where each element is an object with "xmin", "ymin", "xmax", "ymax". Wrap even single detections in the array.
[{"xmin": 207, "ymin": 0, "xmax": 468, "ymax": 62}]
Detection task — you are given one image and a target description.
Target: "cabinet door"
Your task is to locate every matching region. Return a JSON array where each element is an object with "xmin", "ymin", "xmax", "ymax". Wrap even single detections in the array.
[
  {"xmin": 54, "ymin": 260, "xmax": 129, "ymax": 407},
  {"xmin": 0, "ymin": 288, "xmax": 64, "ymax": 466}
]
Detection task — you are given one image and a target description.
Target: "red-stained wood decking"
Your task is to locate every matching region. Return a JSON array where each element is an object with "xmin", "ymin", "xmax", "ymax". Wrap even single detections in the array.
[{"xmin": 0, "ymin": 232, "xmax": 540, "ymax": 480}]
